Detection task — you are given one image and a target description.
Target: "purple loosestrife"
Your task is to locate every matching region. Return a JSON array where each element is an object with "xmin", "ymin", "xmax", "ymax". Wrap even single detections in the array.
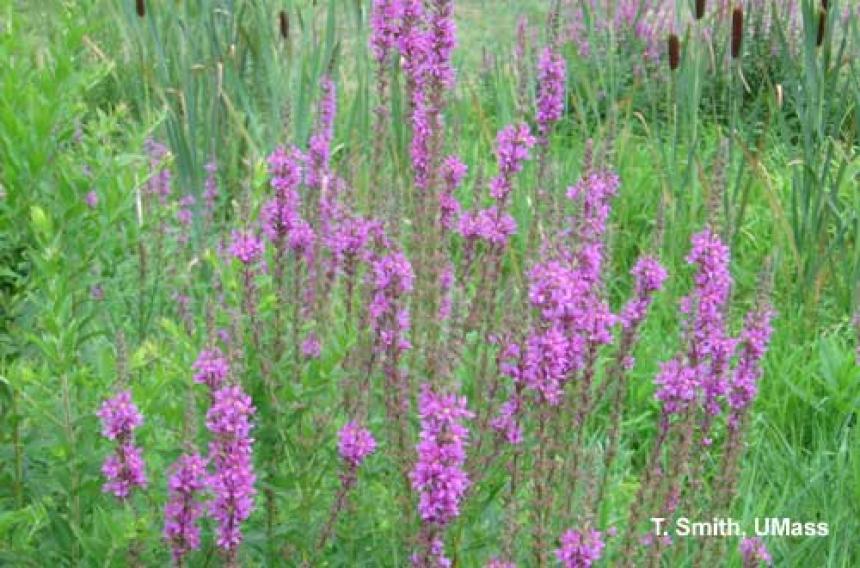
[
  {"xmin": 726, "ymin": 304, "xmax": 774, "ymax": 427},
  {"xmin": 316, "ymin": 422, "xmax": 378, "ymax": 551},
  {"xmin": 489, "ymin": 123, "xmax": 537, "ymax": 203},
  {"xmin": 369, "ymin": 249, "xmax": 415, "ymax": 471},
  {"xmin": 338, "ymin": 421, "xmax": 377, "ymax": 468},
  {"xmin": 740, "ymin": 537, "xmax": 773, "ymax": 567},
  {"xmin": 97, "ymin": 391, "xmax": 147, "ymax": 499},
  {"xmin": 301, "ymin": 332, "xmax": 322, "ymax": 359},
  {"xmin": 228, "ymin": 230, "xmax": 264, "ymax": 266},
  {"xmin": 681, "ymin": 228, "xmax": 736, "ymax": 417},
  {"xmin": 206, "ymin": 385, "xmax": 256, "ymax": 553},
  {"xmin": 458, "ymin": 207, "xmax": 518, "ymax": 247},
  {"xmin": 536, "ymin": 46, "xmax": 566, "ymax": 143},
  {"xmin": 176, "ymin": 194, "xmax": 194, "ymax": 245},
  {"xmin": 485, "ymin": 558, "xmax": 516, "ymax": 568},
  {"xmin": 410, "ymin": 91, "xmax": 433, "ymax": 192},
  {"xmin": 458, "ymin": 124, "xmax": 535, "ymax": 251},
  {"xmin": 399, "ymin": 0, "xmax": 429, "ymax": 103},
  {"xmin": 620, "ymin": 256, "xmax": 668, "ymax": 330},
  {"xmin": 370, "ymin": 251, "xmax": 415, "ymax": 357},
  {"xmin": 411, "ymin": 384, "xmax": 474, "ymax": 566},
  {"xmin": 425, "ymin": 0, "xmax": 456, "ymax": 92},
  {"xmin": 439, "ymin": 155, "xmax": 466, "ymax": 230},
  {"xmin": 192, "ymin": 348, "xmax": 230, "ymax": 391},
  {"xmin": 370, "ymin": 0, "xmax": 403, "ymax": 64},
  {"xmin": 437, "ymin": 263, "xmax": 454, "ymax": 321},
  {"xmin": 308, "ymin": 76, "xmax": 336, "ymax": 194},
  {"xmin": 262, "ymin": 146, "xmax": 314, "ymax": 262},
  {"xmin": 521, "ymin": 324, "xmax": 575, "ymax": 406},
  {"xmin": 203, "ymin": 160, "xmax": 218, "ymax": 220},
  {"xmin": 163, "ymin": 453, "xmax": 208, "ymax": 565},
  {"xmin": 654, "ymin": 359, "xmax": 699, "ymax": 419},
  {"xmin": 85, "ymin": 190, "xmax": 98, "ymax": 209},
  {"xmin": 555, "ymin": 528, "xmax": 606, "ymax": 568},
  {"xmin": 144, "ymin": 138, "xmax": 172, "ymax": 204}
]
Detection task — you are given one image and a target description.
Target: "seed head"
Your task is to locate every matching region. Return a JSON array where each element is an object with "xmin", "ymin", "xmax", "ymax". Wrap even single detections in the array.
[
  {"xmin": 731, "ymin": 6, "xmax": 744, "ymax": 59},
  {"xmin": 668, "ymin": 34, "xmax": 681, "ymax": 71}
]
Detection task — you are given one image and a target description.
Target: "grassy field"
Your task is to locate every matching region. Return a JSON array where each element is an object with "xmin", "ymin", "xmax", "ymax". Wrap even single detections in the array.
[{"xmin": 0, "ymin": 0, "xmax": 858, "ymax": 566}]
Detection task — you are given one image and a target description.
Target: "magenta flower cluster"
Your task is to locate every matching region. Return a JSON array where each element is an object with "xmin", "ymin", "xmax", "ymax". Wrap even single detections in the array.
[
  {"xmin": 536, "ymin": 46, "xmax": 566, "ymax": 141},
  {"xmin": 206, "ymin": 385, "xmax": 257, "ymax": 550},
  {"xmin": 163, "ymin": 453, "xmax": 208, "ymax": 563},
  {"xmin": 369, "ymin": 251, "xmax": 415, "ymax": 353},
  {"xmin": 655, "ymin": 228, "xmax": 774, "ymax": 426},
  {"xmin": 555, "ymin": 528, "xmax": 606, "ymax": 568},
  {"xmin": 459, "ymin": 123, "xmax": 535, "ymax": 247},
  {"xmin": 144, "ymin": 138, "xmax": 172, "ymax": 204},
  {"xmin": 370, "ymin": 0, "xmax": 403, "ymax": 63},
  {"xmin": 192, "ymin": 347, "xmax": 230, "ymax": 391},
  {"xmin": 97, "ymin": 390, "xmax": 147, "ymax": 499},
  {"xmin": 308, "ymin": 75, "xmax": 336, "ymax": 192},
  {"xmin": 439, "ymin": 155, "xmax": 467, "ymax": 230},
  {"xmin": 727, "ymin": 305, "xmax": 774, "ymax": 425},
  {"xmin": 411, "ymin": 384, "xmax": 474, "ymax": 526},
  {"xmin": 262, "ymin": 145, "xmax": 315, "ymax": 260},
  {"xmin": 740, "ymin": 537, "xmax": 773, "ymax": 566},
  {"xmin": 337, "ymin": 421, "xmax": 377, "ymax": 468},
  {"xmin": 489, "ymin": 123, "xmax": 537, "ymax": 202},
  {"xmin": 228, "ymin": 230, "xmax": 264, "ymax": 265},
  {"xmin": 620, "ymin": 256, "xmax": 668, "ymax": 330}
]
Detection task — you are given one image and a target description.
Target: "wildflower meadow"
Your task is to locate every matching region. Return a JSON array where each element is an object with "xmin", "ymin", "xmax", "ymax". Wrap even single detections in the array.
[{"xmin": 1, "ymin": 0, "xmax": 858, "ymax": 566}]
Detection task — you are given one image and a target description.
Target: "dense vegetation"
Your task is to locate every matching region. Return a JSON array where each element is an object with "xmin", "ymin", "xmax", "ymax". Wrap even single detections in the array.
[{"xmin": 0, "ymin": 1, "xmax": 857, "ymax": 566}]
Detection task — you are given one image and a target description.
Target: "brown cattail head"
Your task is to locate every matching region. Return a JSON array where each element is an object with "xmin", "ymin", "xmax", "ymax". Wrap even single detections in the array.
[
  {"xmin": 731, "ymin": 5, "xmax": 744, "ymax": 59},
  {"xmin": 279, "ymin": 10, "xmax": 289, "ymax": 41},
  {"xmin": 817, "ymin": 9, "xmax": 827, "ymax": 47},
  {"xmin": 136, "ymin": 0, "xmax": 145, "ymax": 18},
  {"xmin": 668, "ymin": 34, "xmax": 681, "ymax": 71},
  {"xmin": 695, "ymin": 0, "xmax": 706, "ymax": 20}
]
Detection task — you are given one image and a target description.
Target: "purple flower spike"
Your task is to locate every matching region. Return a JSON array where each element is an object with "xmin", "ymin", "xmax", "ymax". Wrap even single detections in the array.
[
  {"xmin": 740, "ymin": 537, "xmax": 773, "ymax": 567},
  {"xmin": 228, "ymin": 230, "xmax": 264, "ymax": 265},
  {"xmin": 489, "ymin": 123, "xmax": 536, "ymax": 202},
  {"xmin": 555, "ymin": 528, "xmax": 605, "ymax": 568},
  {"xmin": 536, "ymin": 46, "xmax": 566, "ymax": 141},
  {"xmin": 620, "ymin": 256, "xmax": 668, "ymax": 329},
  {"xmin": 727, "ymin": 305, "xmax": 774, "ymax": 424},
  {"xmin": 164, "ymin": 453, "xmax": 208, "ymax": 564},
  {"xmin": 192, "ymin": 348, "xmax": 230, "ymax": 391},
  {"xmin": 337, "ymin": 421, "xmax": 377, "ymax": 468},
  {"xmin": 206, "ymin": 385, "xmax": 256, "ymax": 551},
  {"xmin": 370, "ymin": 0, "xmax": 403, "ymax": 63},
  {"xmin": 97, "ymin": 390, "xmax": 143, "ymax": 440},
  {"xmin": 301, "ymin": 333, "xmax": 322, "ymax": 359},
  {"xmin": 411, "ymin": 384, "xmax": 474, "ymax": 526},
  {"xmin": 654, "ymin": 359, "xmax": 698, "ymax": 416},
  {"xmin": 439, "ymin": 155, "xmax": 467, "ymax": 230},
  {"xmin": 102, "ymin": 442, "xmax": 148, "ymax": 499}
]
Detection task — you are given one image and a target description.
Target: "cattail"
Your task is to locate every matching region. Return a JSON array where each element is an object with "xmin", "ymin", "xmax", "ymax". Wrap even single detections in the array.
[
  {"xmin": 731, "ymin": 6, "xmax": 744, "ymax": 59},
  {"xmin": 667, "ymin": 34, "xmax": 681, "ymax": 71},
  {"xmin": 279, "ymin": 10, "xmax": 289, "ymax": 41},
  {"xmin": 136, "ymin": 0, "xmax": 145, "ymax": 18},
  {"xmin": 695, "ymin": 0, "xmax": 706, "ymax": 20},
  {"xmin": 817, "ymin": 9, "xmax": 827, "ymax": 47},
  {"xmin": 821, "ymin": 0, "xmax": 829, "ymax": 9}
]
